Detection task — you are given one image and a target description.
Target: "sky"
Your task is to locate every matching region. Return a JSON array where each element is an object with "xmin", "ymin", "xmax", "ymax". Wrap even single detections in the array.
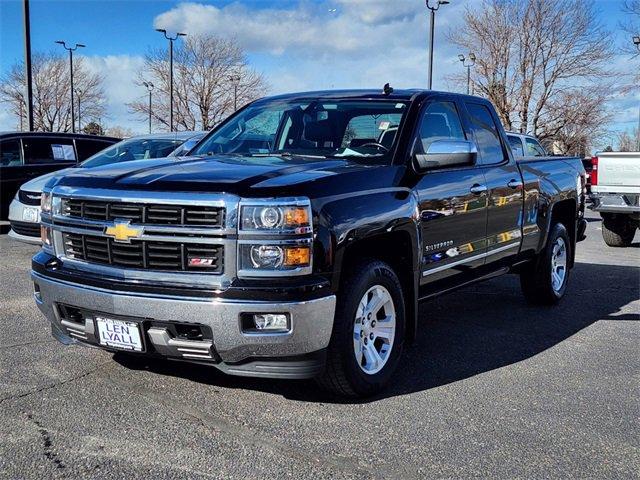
[{"xmin": 0, "ymin": 0, "xmax": 637, "ymax": 148}]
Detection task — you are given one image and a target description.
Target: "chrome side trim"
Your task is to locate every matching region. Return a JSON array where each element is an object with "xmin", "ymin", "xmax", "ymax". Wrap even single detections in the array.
[{"xmin": 422, "ymin": 242, "xmax": 520, "ymax": 277}]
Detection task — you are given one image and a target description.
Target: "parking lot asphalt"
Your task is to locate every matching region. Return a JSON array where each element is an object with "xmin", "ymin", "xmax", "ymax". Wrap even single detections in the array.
[{"xmin": 0, "ymin": 210, "xmax": 638, "ymax": 479}]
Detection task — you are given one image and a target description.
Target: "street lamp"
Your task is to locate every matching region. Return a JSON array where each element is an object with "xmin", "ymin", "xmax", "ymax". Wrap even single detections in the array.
[
  {"xmin": 142, "ymin": 81, "xmax": 154, "ymax": 134},
  {"xmin": 634, "ymin": 37, "xmax": 640, "ymax": 150},
  {"xmin": 76, "ymin": 87, "xmax": 83, "ymax": 132},
  {"xmin": 228, "ymin": 74, "xmax": 241, "ymax": 112},
  {"xmin": 426, "ymin": 0, "xmax": 449, "ymax": 90},
  {"xmin": 458, "ymin": 53, "xmax": 476, "ymax": 95},
  {"xmin": 55, "ymin": 40, "xmax": 85, "ymax": 133},
  {"xmin": 156, "ymin": 29, "xmax": 186, "ymax": 132}
]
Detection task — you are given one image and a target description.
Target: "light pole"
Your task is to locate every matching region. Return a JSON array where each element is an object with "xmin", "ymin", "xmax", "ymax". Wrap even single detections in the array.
[
  {"xmin": 143, "ymin": 81, "xmax": 154, "ymax": 133},
  {"xmin": 156, "ymin": 29, "xmax": 186, "ymax": 132},
  {"xmin": 23, "ymin": 0, "xmax": 34, "ymax": 131},
  {"xmin": 634, "ymin": 36, "xmax": 640, "ymax": 151},
  {"xmin": 76, "ymin": 88, "xmax": 83, "ymax": 132},
  {"xmin": 229, "ymin": 74, "xmax": 241, "ymax": 112},
  {"xmin": 55, "ymin": 40, "xmax": 85, "ymax": 133},
  {"xmin": 426, "ymin": 0, "xmax": 449, "ymax": 90},
  {"xmin": 458, "ymin": 53, "xmax": 476, "ymax": 95}
]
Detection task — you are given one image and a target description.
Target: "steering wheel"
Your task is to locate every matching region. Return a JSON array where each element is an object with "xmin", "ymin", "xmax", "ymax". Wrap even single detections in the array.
[{"xmin": 358, "ymin": 142, "xmax": 390, "ymax": 152}]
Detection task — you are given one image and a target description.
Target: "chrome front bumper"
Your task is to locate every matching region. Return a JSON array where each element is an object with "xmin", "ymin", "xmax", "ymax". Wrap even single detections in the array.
[
  {"xmin": 8, "ymin": 198, "xmax": 41, "ymax": 245},
  {"xmin": 32, "ymin": 272, "xmax": 336, "ymax": 378}
]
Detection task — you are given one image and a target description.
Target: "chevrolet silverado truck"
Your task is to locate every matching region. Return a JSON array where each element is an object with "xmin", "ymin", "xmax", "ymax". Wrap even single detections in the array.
[
  {"xmin": 589, "ymin": 152, "xmax": 639, "ymax": 247},
  {"xmin": 32, "ymin": 89, "xmax": 587, "ymax": 397}
]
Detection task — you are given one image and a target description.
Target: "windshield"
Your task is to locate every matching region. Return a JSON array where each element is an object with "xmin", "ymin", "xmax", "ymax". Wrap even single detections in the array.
[
  {"xmin": 80, "ymin": 137, "xmax": 184, "ymax": 168},
  {"xmin": 191, "ymin": 99, "xmax": 408, "ymax": 163}
]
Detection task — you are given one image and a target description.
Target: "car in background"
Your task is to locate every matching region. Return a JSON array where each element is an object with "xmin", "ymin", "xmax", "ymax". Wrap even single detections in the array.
[
  {"xmin": 8, "ymin": 131, "xmax": 206, "ymax": 244},
  {"xmin": 506, "ymin": 132, "xmax": 548, "ymax": 158},
  {"xmin": 589, "ymin": 151, "xmax": 639, "ymax": 247},
  {"xmin": 0, "ymin": 132, "xmax": 120, "ymax": 221},
  {"xmin": 168, "ymin": 131, "xmax": 207, "ymax": 157}
]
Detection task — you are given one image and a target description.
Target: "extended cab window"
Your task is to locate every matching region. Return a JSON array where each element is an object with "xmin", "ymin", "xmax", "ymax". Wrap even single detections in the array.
[
  {"xmin": 76, "ymin": 139, "xmax": 113, "ymax": 160},
  {"xmin": 525, "ymin": 137, "xmax": 546, "ymax": 156},
  {"xmin": 0, "ymin": 139, "xmax": 22, "ymax": 166},
  {"xmin": 507, "ymin": 135, "xmax": 524, "ymax": 157},
  {"xmin": 23, "ymin": 138, "xmax": 76, "ymax": 164},
  {"xmin": 415, "ymin": 101, "xmax": 466, "ymax": 153},
  {"xmin": 465, "ymin": 103, "xmax": 506, "ymax": 165}
]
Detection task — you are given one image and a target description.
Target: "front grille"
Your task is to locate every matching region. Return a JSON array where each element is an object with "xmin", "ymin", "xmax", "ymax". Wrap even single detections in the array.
[
  {"xmin": 61, "ymin": 199, "xmax": 224, "ymax": 227},
  {"xmin": 63, "ymin": 232, "xmax": 224, "ymax": 273},
  {"xmin": 10, "ymin": 221, "xmax": 40, "ymax": 237},
  {"xmin": 18, "ymin": 190, "xmax": 42, "ymax": 206}
]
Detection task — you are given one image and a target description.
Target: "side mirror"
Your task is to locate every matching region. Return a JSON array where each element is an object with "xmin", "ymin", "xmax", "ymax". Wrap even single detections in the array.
[{"xmin": 414, "ymin": 139, "xmax": 478, "ymax": 172}]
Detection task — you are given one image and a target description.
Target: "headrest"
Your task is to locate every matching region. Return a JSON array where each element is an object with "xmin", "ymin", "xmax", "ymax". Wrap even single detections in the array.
[{"xmin": 304, "ymin": 120, "xmax": 333, "ymax": 142}]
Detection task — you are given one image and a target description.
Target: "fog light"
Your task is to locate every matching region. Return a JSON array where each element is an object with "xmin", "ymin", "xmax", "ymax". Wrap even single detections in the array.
[{"xmin": 253, "ymin": 313, "xmax": 289, "ymax": 331}]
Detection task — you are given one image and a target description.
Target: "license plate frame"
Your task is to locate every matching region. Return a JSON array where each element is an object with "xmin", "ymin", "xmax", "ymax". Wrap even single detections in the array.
[
  {"xmin": 22, "ymin": 206, "xmax": 39, "ymax": 223},
  {"xmin": 95, "ymin": 317, "xmax": 144, "ymax": 352}
]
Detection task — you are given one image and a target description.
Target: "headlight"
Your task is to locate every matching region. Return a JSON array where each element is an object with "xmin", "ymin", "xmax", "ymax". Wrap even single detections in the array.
[
  {"xmin": 41, "ymin": 191, "xmax": 52, "ymax": 214},
  {"xmin": 240, "ymin": 202, "xmax": 311, "ymax": 233},
  {"xmin": 238, "ymin": 241, "xmax": 312, "ymax": 276}
]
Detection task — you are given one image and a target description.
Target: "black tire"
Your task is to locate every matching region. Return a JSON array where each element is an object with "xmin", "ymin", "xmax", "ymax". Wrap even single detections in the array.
[
  {"xmin": 601, "ymin": 214, "xmax": 636, "ymax": 248},
  {"xmin": 316, "ymin": 259, "xmax": 405, "ymax": 397},
  {"xmin": 520, "ymin": 223, "xmax": 571, "ymax": 305}
]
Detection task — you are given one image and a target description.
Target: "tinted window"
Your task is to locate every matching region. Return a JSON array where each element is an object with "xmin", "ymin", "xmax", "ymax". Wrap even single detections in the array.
[
  {"xmin": 507, "ymin": 135, "xmax": 524, "ymax": 156},
  {"xmin": 415, "ymin": 101, "xmax": 466, "ymax": 153},
  {"xmin": 466, "ymin": 103, "xmax": 506, "ymax": 165},
  {"xmin": 23, "ymin": 137, "xmax": 76, "ymax": 164},
  {"xmin": 80, "ymin": 138, "xmax": 182, "ymax": 168},
  {"xmin": 0, "ymin": 139, "xmax": 22, "ymax": 166},
  {"xmin": 525, "ymin": 137, "xmax": 546, "ymax": 156},
  {"xmin": 76, "ymin": 139, "xmax": 113, "ymax": 160}
]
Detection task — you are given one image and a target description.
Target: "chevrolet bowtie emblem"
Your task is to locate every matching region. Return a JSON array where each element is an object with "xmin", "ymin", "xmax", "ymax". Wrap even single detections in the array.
[{"xmin": 104, "ymin": 221, "xmax": 143, "ymax": 243}]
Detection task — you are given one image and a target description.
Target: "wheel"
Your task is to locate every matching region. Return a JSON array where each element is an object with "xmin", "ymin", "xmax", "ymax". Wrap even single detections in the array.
[
  {"xmin": 520, "ymin": 223, "xmax": 571, "ymax": 305},
  {"xmin": 316, "ymin": 259, "xmax": 405, "ymax": 397},
  {"xmin": 601, "ymin": 214, "xmax": 635, "ymax": 247}
]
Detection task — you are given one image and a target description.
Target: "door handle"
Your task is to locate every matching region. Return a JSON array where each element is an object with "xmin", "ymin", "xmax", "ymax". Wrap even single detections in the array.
[
  {"xmin": 507, "ymin": 179, "xmax": 523, "ymax": 189},
  {"xmin": 469, "ymin": 184, "xmax": 487, "ymax": 195}
]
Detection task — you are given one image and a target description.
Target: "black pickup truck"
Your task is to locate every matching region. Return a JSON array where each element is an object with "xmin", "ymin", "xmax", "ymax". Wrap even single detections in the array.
[{"xmin": 33, "ymin": 89, "xmax": 587, "ymax": 396}]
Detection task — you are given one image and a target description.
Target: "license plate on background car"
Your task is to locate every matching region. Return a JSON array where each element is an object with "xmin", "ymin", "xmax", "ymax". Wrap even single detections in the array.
[
  {"xmin": 96, "ymin": 317, "xmax": 143, "ymax": 351},
  {"xmin": 22, "ymin": 207, "xmax": 38, "ymax": 223}
]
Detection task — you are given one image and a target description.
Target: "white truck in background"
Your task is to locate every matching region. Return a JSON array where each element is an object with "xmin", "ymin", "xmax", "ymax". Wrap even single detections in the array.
[{"xmin": 589, "ymin": 152, "xmax": 640, "ymax": 247}]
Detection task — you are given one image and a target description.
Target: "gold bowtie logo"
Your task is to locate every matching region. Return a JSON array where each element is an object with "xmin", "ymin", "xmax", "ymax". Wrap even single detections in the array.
[{"xmin": 104, "ymin": 221, "xmax": 143, "ymax": 243}]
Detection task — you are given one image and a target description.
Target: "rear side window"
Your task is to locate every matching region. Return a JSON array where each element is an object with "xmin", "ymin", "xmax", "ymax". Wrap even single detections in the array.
[
  {"xmin": 76, "ymin": 139, "xmax": 112, "ymax": 160},
  {"xmin": 507, "ymin": 135, "xmax": 524, "ymax": 157},
  {"xmin": 525, "ymin": 137, "xmax": 546, "ymax": 156},
  {"xmin": 415, "ymin": 101, "xmax": 466, "ymax": 153},
  {"xmin": 23, "ymin": 138, "xmax": 76, "ymax": 164},
  {"xmin": 465, "ymin": 103, "xmax": 506, "ymax": 165},
  {"xmin": 0, "ymin": 139, "xmax": 22, "ymax": 166}
]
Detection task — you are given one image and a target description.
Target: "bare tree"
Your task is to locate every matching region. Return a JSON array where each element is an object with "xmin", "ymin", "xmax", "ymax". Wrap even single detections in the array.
[
  {"xmin": 617, "ymin": 128, "xmax": 639, "ymax": 151},
  {"xmin": 448, "ymin": 0, "xmax": 614, "ymax": 151},
  {"xmin": 128, "ymin": 34, "xmax": 268, "ymax": 132},
  {"xmin": 620, "ymin": 1, "xmax": 640, "ymax": 56},
  {"xmin": 0, "ymin": 52, "xmax": 106, "ymax": 132},
  {"xmin": 104, "ymin": 125, "xmax": 134, "ymax": 139}
]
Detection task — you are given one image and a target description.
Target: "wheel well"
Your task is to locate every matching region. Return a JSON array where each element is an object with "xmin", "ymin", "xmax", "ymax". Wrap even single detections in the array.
[
  {"xmin": 340, "ymin": 232, "xmax": 417, "ymax": 342},
  {"xmin": 550, "ymin": 199, "xmax": 577, "ymax": 266}
]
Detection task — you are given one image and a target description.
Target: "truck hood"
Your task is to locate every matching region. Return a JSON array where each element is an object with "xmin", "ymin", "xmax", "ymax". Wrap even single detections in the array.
[{"xmin": 50, "ymin": 154, "xmax": 380, "ymax": 195}]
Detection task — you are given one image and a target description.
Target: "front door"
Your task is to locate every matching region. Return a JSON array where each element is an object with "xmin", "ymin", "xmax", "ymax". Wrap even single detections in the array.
[{"xmin": 413, "ymin": 99, "xmax": 488, "ymax": 286}]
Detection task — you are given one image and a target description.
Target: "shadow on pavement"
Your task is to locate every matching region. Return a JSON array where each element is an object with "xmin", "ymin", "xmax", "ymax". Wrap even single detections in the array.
[{"xmin": 114, "ymin": 262, "xmax": 639, "ymax": 404}]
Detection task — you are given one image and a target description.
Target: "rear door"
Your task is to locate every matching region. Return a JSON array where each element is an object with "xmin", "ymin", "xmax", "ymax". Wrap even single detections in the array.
[
  {"xmin": 75, "ymin": 138, "xmax": 114, "ymax": 160},
  {"xmin": 414, "ymin": 97, "xmax": 488, "ymax": 285},
  {"xmin": 0, "ymin": 138, "xmax": 25, "ymax": 219},
  {"xmin": 464, "ymin": 102, "xmax": 524, "ymax": 266}
]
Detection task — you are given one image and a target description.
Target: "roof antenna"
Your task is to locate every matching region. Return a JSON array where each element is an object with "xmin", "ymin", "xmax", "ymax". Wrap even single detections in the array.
[{"xmin": 382, "ymin": 83, "xmax": 394, "ymax": 95}]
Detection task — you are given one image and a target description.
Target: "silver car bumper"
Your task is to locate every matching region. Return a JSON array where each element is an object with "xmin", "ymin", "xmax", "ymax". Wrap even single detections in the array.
[
  {"xmin": 32, "ymin": 272, "xmax": 336, "ymax": 378},
  {"xmin": 8, "ymin": 198, "xmax": 41, "ymax": 245}
]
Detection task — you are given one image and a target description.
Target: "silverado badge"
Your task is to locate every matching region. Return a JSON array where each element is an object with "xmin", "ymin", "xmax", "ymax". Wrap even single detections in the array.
[{"xmin": 104, "ymin": 220, "xmax": 143, "ymax": 243}]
